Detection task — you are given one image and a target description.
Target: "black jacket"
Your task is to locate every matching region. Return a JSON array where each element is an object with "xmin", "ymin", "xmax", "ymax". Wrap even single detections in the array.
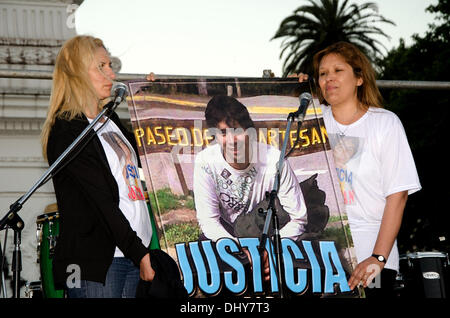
[
  {"xmin": 47, "ymin": 112, "xmax": 149, "ymax": 286},
  {"xmin": 136, "ymin": 249, "xmax": 188, "ymax": 299}
]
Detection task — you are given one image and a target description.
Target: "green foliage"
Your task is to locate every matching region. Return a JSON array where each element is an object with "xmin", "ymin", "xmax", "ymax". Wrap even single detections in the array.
[
  {"xmin": 378, "ymin": 0, "xmax": 449, "ymax": 152},
  {"xmin": 379, "ymin": 0, "xmax": 449, "ymax": 83},
  {"xmin": 378, "ymin": 0, "xmax": 450, "ymax": 252},
  {"xmin": 273, "ymin": 0, "xmax": 394, "ymax": 76},
  {"xmin": 320, "ymin": 225, "xmax": 353, "ymax": 248},
  {"xmin": 149, "ymin": 187, "xmax": 195, "ymax": 214},
  {"xmin": 163, "ymin": 223, "xmax": 201, "ymax": 245},
  {"xmin": 328, "ymin": 214, "xmax": 348, "ymax": 223}
]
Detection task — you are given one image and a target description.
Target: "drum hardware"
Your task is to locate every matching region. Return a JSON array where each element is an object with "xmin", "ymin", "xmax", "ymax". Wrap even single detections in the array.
[
  {"xmin": 399, "ymin": 251, "xmax": 449, "ymax": 298},
  {"xmin": 36, "ymin": 223, "xmax": 42, "ymax": 263},
  {"xmin": 24, "ymin": 281, "xmax": 42, "ymax": 298},
  {"xmin": 47, "ymin": 219, "xmax": 56, "ymax": 258},
  {"xmin": 36, "ymin": 211, "xmax": 64, "ymax": 298}
]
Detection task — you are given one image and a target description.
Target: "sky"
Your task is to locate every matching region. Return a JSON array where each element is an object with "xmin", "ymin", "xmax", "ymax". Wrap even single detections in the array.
[{"xmin": 74, "ymin": 0, "xmax": 438, "ymax": 77}]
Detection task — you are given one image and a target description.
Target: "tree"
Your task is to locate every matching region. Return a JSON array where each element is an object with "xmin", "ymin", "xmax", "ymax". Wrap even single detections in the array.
[
  {"xmin": 379, "ymin": 0, "xmax": 450, "ymax": 253},
  {"xmin": 272, "ymin": 0, "xmax": 394, "ymax": 76}
]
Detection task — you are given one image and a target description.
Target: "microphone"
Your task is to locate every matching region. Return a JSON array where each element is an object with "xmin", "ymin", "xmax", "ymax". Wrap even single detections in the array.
[
  {"xmin": 294, "ymin": 92, "xmax": 312, "ymax": 121},
  {"xmin": 111, "ymin": 82, "xmax": 128, "ymax": 105}
]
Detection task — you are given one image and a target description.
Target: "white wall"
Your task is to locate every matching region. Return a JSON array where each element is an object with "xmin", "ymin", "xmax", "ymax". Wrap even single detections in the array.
[{"xmin": 0, "ymin": 0, "xmax": 76, "ymax": 298}]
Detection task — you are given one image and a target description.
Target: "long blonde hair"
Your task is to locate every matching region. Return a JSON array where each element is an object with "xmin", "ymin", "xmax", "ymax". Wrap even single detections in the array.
[
  {"xmin": 312, "ymin": 41, "xmax": 383, "ymax": 110},
  {"xmin": 41, "ymin": 35, "xmax": 108, "ymax": 159}
]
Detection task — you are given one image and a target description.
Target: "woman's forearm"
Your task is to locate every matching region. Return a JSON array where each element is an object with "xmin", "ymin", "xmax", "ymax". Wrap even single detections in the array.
[{"xmin": 372, "ymin": 191, "xmax": 408, "ymax": 259}]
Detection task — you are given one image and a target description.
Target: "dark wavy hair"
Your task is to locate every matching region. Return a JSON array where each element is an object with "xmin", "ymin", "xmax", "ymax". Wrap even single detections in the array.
[{"xmin": 205, "ymin": 95, "xmax": 255, "ymax": 129}]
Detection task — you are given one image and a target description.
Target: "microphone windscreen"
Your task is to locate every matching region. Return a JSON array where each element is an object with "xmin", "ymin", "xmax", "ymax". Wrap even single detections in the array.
[
  {"xmin": 111, "ymin": 82, "xmax": 128, "ymax": 96},
  {"xmin": 299, "ymin": 92, "xmax": 312, "ymax": 104},
  {"xmin": 111, "ymin": 82, "xmax": 128, "ymax": 104}
]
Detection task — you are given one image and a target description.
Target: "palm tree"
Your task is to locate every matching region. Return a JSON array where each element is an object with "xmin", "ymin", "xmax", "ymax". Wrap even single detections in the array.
[{"xmin": 272, "ymin": 0, "xmax": 395, "ymax": 76}]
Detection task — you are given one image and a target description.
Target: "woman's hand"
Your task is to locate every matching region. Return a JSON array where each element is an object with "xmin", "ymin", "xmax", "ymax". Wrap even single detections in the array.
[
  {"xmin": 288, "ymin": 72, "xmax": 309, "ymax": 83},
  {"xmin": 348, "ymin": 256, "xmax": 384, "ymax": 290},
  {"xmin": 243, "ymin": 248, "xmax": 270, "ymax": 282},
  {"xmin": 140, "ymin": 253, "xmax": 155, "ymax": 282},
  {"xmin": 146, "ymin": 72, "xmax": 156, "ymax": 81}
]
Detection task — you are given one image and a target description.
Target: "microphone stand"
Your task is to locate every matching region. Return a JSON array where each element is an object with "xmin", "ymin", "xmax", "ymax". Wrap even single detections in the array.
[
  {"xmin": 0, "ymin": 100, "xmax": 118, "ymax": 298},
  {"xmin": 258, "ymin": 100, "xmax": 308, "ymax": 299}
]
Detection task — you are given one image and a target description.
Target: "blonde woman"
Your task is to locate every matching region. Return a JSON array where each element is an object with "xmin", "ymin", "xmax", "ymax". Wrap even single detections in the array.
[{"xmin": 41, "ymin": 35, "xmax": 154, "ymax": 298}]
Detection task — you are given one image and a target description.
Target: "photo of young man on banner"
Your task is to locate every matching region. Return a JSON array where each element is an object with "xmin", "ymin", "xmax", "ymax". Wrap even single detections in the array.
[{"xmin": 126, "ymin": 78, "xmax": 360, "ymax": 298}]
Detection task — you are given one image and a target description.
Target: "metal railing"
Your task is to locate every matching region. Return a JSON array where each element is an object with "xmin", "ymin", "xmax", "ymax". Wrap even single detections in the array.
[{"xmin": 1, "ymin": 69, "xmax": 450, "ymax": 90}]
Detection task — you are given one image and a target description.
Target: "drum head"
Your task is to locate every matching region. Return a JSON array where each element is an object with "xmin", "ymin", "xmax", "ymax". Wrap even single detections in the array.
[
  {"xmin": 407, "ymin": 252, "xmax": 448, "ymax": 259},
  {"xmin": 36, "ymin": 211, "xmax": 59, "ymax": 224}
]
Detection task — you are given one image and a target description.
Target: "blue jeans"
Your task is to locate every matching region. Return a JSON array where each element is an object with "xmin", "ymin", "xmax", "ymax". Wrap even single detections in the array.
[{"xmin": 67, "ymin": 257, "xmax": 140, "ymax": 298}]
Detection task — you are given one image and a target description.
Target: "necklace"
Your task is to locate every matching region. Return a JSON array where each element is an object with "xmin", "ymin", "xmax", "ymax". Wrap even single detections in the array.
[{"xmin": 332, "ymin": 107, "xmax": 359, "ymax": 137}]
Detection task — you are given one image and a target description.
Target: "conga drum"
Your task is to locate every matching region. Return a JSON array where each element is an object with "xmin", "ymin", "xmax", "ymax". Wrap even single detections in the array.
[{"xmin": 36, "ymin": 203, "xmax": 64, "ymax": 298}]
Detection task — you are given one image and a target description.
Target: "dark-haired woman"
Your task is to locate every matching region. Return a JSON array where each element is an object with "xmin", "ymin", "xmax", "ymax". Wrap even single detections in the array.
[{"xmin": 307, "ymin": 42, "xmax": 421, "ymax": 297}]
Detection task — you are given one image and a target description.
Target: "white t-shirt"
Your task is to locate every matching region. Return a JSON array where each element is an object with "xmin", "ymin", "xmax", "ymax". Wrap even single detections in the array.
[
  {"xmin": 90, "ymin": 117, "xmax": 152, "ymax": 257},
  {"xmin": 322, "ymin": 105, "xmax": 421, "ymax": 271},
  {"xmin": 193, "ymin": 142, "xmax": 307, "ymax": 242}
]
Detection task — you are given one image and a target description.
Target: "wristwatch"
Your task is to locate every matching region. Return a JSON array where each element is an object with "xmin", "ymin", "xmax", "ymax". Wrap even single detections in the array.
[{"xmin": 371, "ymin": 254, "xmax": 387, "ymax": 263}]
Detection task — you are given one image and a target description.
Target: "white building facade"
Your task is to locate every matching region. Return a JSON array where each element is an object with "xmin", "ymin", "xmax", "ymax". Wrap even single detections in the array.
[{"xmin": 0, "ymin": 0, "xmax": 112, "ymax": 298}]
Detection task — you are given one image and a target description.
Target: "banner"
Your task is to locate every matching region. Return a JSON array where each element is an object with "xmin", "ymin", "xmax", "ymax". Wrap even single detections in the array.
[{"xmin": 126, "ymin": 78, "xmax": 360, "ymax": 298}]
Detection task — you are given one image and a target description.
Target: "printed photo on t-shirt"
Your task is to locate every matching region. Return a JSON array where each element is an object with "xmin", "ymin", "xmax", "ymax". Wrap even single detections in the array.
[
  {"xmin": 101, "ymin": 131, "xmax": 145, "ymax": 201},
  {"xmin": 328, "ymin": 134, "xmax": 364, "ymax": 206}
]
